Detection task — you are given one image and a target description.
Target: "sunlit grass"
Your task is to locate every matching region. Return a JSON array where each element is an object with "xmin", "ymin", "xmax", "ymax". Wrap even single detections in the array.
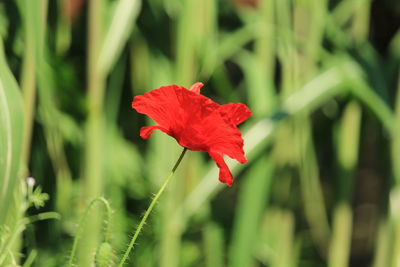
[{"xmin": 0, "ymin": 0, "xmax": 399, "ymax": 266}]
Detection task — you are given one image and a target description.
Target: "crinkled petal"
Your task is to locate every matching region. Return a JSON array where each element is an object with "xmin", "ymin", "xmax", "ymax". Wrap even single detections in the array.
[
  {"xmin": 132, "ymin": 84, "xmax": 219, "ymax": 138},
  {"xmin": 219, "ymin": 103, "xmax": 252, "ymax": 125},
  {"xmin": 140, "ymin": 125, "xmax": 170, "ymax": 139},
  {"xmin": 198, "ymin": 112, "xmax": 248, "ymax": 164},
  {"xmin": 132, "ymin": 85, "xmax": 183, "ymax": 129},
  {"xmin": 208, "ymin": 151, "xmax": 234, "ymax": 186},
  {"xmin": 132, "ymin": 83, "xmax": 251, "ymax": 186},
  {"xmin": 132, "ymin": 85, "xmax": 220, "ymax": 150}
]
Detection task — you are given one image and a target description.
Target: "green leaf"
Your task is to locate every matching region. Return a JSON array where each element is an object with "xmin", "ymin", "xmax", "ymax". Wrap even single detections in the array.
[
  {"xmin": 97, "ymin": 0, "xmax": 141, "ymax": 75},
  {"xmin": 0, "ymin": 37, "xmax": 24, "ymax": 225},
  {"xmin": 229, "ymin": 155, "xmax": 274, "ymax": 267}
]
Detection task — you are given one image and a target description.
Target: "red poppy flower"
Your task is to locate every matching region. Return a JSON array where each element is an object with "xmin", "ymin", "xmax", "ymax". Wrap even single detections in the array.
[{"xmin": 132, "ymin": 82, "xmax": 252, "ymax": 186}]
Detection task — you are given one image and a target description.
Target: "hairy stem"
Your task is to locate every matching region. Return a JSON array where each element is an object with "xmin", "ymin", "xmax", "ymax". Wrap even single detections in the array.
[
  {"xmin": 118, "ymin": 147, "xmax": 188, "ymax": 266},
  {"xmin": 67, "ymin": 197, "xmax": 112, "ymax": 267}
]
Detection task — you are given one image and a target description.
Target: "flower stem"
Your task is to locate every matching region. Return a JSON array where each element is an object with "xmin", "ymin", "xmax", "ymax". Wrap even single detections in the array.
[{"xmin": 118, "ymin": 147, "xmax": 188, "ymax": 266}]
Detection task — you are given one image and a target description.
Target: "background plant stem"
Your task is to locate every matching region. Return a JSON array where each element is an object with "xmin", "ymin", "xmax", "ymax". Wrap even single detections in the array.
[{"xmin": 78, "ymin": 0, "xmax": 105, "ymax": 265}]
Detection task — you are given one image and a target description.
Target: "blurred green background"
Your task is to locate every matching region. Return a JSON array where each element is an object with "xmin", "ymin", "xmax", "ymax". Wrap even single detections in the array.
[{"xmin": 0, "ymin": 0, "xmax": 399, "ymax": 266}]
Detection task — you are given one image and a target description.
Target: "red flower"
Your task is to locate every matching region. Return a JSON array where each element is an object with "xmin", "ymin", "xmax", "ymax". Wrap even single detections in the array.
[{"xmin": 132, "ymin": 82, "xmax": 252, "ymax": 186}]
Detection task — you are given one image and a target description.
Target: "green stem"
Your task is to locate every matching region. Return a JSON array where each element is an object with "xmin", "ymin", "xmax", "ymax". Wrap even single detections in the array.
[
  {"xmin": 79, "ymin": 0, "xmax": 105, "ymax": 264},
  {"xmin": 67, "ymin": 197, "xmax": 112, "ymax": 267},
  {"xmin": 118, "ymin": 147, "xmax": 188, "ymax": 266}
]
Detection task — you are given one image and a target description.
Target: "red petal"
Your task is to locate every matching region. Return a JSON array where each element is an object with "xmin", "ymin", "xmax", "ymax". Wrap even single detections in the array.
[
  {"xmin": 198, "ymin": 111, "xmax": 248, "ymax": 164},
  {"xmin": 208, "ymin": 151, "xmax": 234, "ymax": 186},
  {"xmin": 219, "ymin": 103, "xmax": 252, "ymax": 125},
  {"xmin": 188, "ymin": 82, "xmax": 204, "ymax": 94},
  {"xmin": 132, "ymin": 84, "xmax": 220, "ymax": 146},
  {"xmin": 132, "ymin": 83, "xmax": 251, "ymax": 186},
  {"xmin": 132, "ymin": 85, "xmax": 183, "ymax": 129},
  {"xmin": 140, "ymin": 125, "xmax": 170, "ymax": 139}
]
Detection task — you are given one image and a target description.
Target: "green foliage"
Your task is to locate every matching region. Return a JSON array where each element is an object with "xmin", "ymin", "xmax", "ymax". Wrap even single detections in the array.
[
  {"xmin": 0, "ymin": 0, "xmax": 399, "ymax": 266},
  {"xmin": 0, "ymin": 36, "xmax": 24, "ymax": 226}
]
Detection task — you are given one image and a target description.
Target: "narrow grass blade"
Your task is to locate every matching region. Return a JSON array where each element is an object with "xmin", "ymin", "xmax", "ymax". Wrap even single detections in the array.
[
  {"xmin": 97, "ymin": 0, "xmax": 141, "ymax": 75},
  {"xmin": 203, "ymin": 222, "xmax": 225, "ymax": 267},
  {"xmin": 0, "ymin": 38, "xmax": 24, "ymax": 226},
  {"xmin": 229, "ymin": 155, "xmax": 274, "ymax": 267},
  {"xmin": 328, "ymin": 204, "xmax": 353, "ymax": 267}
]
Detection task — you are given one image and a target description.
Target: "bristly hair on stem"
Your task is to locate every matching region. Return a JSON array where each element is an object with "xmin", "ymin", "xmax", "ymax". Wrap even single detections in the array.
[
  {"xmin": 117, "ymin": 147, "xmax": 187, "ymax": 266},
  {"xmin": 67, "ymin": 197, "xmax": 112, "ymax": 267}
]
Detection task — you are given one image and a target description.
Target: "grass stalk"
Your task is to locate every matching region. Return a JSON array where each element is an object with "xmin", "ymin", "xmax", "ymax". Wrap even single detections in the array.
[
  {"xmin": 78, "ymin": 0, "xmax": 106, "ymax": 265},
  {"xmin": 373, "ymin": 221, "xmax": 391, "ymax": 267},
  {"xmin": 20, "ymin": 0, "xmax": 37, "ymax": 168},
  {"xmin": 203, "ymin": 222, "xmax": 224, "ymax": 267},
  {"xmin": 328, "ymin": 101, "xmax": 361, "ymax": 267},
  {"xmin": 390, "ymin": 70, "xmax": 400, "ymax": 267},
  {"xmin": 328, "ymin": 204, "xmax": 353, "ymax": 267},
  {"xmin": 296, "ymin": 118, "xmax": 330, "ymax": 252},
  {"xmin": 229, "ymin": 155, "xmax": 274, "ymax": 267}
]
